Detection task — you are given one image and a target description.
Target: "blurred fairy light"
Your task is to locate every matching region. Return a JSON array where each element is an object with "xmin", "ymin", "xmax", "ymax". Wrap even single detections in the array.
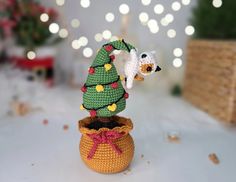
[
  {"xmin": 139, "ymin": 12, "xmax": 149, "ymax": 24},
  {"xmin": 173, "ymin": 48, "xmax": 183, "ymax": 57},
  {"xmin": 71, "ymin": 19, "xmax": 80, "ymax": 28},
  {"xmin": 102, "ymin": 30, "xmax": 112, "ymax": 40},
  {"xmin": 212, "ymin": 0, "xmax": 222, "ymax": 8},
  {"xmin": 49, "ymin": 23, "xmax": 59, "ymax": 34},
  {"xmin": 150, "ymin": 26, "xmax": 159, "ymax": 34},
  {"xmin": 154, "ymin": 4, "xmax": 164, "ymax": 14},
  {"xmin": 27, "ymin": 51, "xmax": 36, "ymax": 60},
  {"xmin": 119, "ymin": 4, "xmax": 130, "ymax": 15},
  {"xmin": 83, "ymin": 47, "xmax": 93, "ymax": 58},
  {"xmin": 78, "ymin": 36, "xmax": 88, "ymax": 46},
  {"xmin": 56, "ymin": 0, "xmax": 65, "ymax": 6},
  {"xmin": 105, "ymin": 13, "xmax": 115, "ymax": 22},
  {"xmin": 71, "ymin": 40, "xmax": 80, "ymax": 49},
  {"xmin": 40, "ymin": 13, "xmax": 49, "ymax": 22},
  {"xmin": 173, "ymin": 58, "xmax": 182, "ymax": 68},
  {"xmin": 182, "ymin": 0, "xmax": 191, "ymax": 5},
  {"xmin": 165, "ymin": 14, "xmax": 174, "ymax": 23},
  {"xmin": 141, "ymin": 0, "xmax": 151, "ymax": 6},
  {"xmin": 160, "ymin": 14, "xmax": 174, "ymax": 27},
  {"xmin": 185, "ymin": 25, "xmax": 195, "ymax": 35},
  {"xmin": 172, "ymin": 1, "xmax": 181, "ymax": 11},
  {"xmin": 110, "ymin": 36, "xmax": 119, "ymax": 41},
  {"xmin": 94, "ymin": 33, "xmax": 103, "ymax": 42},
  {"xmin": 147, "ymin": 19, "xmax": 159, "ymax": 34},
  {"xmin": 160, "ymin": 18, "xmax": 169, "ymax": 26},
  {"xmin": 148, "ymin": 19, "xmax": 158, "ymax": 28},
  {"xmin": 80, "ymin": 0, "xmax": 90, "ymax": 8},
  {"xmin": 167, "ymin": 29, "xmax": 176, "ymax": 38},
  {"xmin": 59, "ymin": 28, "xmax": 68, "ymax": 38}
]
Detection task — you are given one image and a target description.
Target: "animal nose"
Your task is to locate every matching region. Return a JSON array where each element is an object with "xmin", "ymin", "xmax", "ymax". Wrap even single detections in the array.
[
  {"xmin": 146, "ymin": 66, "xmax": 152, "ymax": 72},
  {"xmin": 141, "ymin": 54, "xmax": 147, "ymax": 58}
]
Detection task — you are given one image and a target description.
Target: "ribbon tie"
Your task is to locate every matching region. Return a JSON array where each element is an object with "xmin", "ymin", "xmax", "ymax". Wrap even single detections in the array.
[{"xmin": 87, "ymin": 131, "xmax": 124, "ymax": 160}]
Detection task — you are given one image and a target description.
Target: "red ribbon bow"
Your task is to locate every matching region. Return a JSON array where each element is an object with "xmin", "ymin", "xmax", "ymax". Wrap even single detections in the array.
[{"xmin": 87, "ymin": 131, "xmax": 124, "ymax": 160}]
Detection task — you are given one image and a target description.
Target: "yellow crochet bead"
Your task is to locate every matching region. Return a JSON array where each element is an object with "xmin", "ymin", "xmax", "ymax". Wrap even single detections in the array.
[
  {"xmin": 120, "ymin": 75, "xmax": 125, "ymax": 81},
  {"xmin": 96, "ymin": 85, "xmax": 104, "ymax": 92},
  {"xmin": 107, "ymin": 103, "xmax": 117, "ymax": 112},
  {"xmin": 104, "ymin": 64, "xmax": 112, "ymax": 71},
  {"xmin": 80, "ymin": 104, "xmax": 85, "ymax": 110}
]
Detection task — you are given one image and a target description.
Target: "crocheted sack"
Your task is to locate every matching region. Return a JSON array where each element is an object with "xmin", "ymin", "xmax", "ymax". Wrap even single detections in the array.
[{"xmin": 79, "ymin": 116, "xmax": 134, "ymax": 173}]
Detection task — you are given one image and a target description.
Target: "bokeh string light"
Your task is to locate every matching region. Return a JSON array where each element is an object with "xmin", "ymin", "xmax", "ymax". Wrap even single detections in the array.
[
  {"xmin": 27, "ymin": 51, "xmax": 36, "ymax": 60},
  {"xmin": 56, "ymin": 0, "xmax": 65, "ymax": 6},
  {"xmin": 167, "ymin": 29, "xmax": 176, "ymax": 38},
  {"xmin": 105, "ymin": 13, "xmax": 115, "ymax": 22},
  {"xmin": 119, "ymin": 4, "xmax": 130, "ymax": 15},
  {"xmin": 141, "ymin": 0, "xmax": 152, "ymax": 6},
  {"xmin": 147, "ymin": 19, "xmax": 159, "ymax": 34},
  {"xmin": 71, "ymin": 39, "xmax": 81, "ymax": 50},
  {"xmin": 185, "ymin": 25, "xmax": 195, "ymax": 35},
  {"xmin": 139, "ymin": 12, "xmax": 149, "ymax": 24},
  {"xmin": 51, "ymin": 0, "xmax": 200, "ymax": 63},
  {"xmin": 80, "ymin": 0, "xmax": 90, "ymax": 8},
  {"xmin": 40, "ymin": 13, "xmax": 49, "ymax": 22},
  {"xmin": 182, "ymin": 0, "xmax": 191, "ymax": 6},
  {"xmin": 49, "ymin": 23, "xmax": 60, "ymax": 34},
  {"xmin": 71, "ymin": 19, "xmax": 80, "ymax": 28},
  {"xmin": 172, "ymin": 1, "xmax": 181, "ymax": 11},
  {"xmin": 102, "ymin": 30, "xmax": 112, "ymax": 40},
  {"xmin": 83, "ymin": 47, "xmax": 93, "ymax": 58},
  {"xmin": 173, "ymin": 48, "xmax": 183, "ymax": 57},
  {"xmin": 173, "ymin": 58, "xmax": 183, "ymax": 68},
  {"xmin": 94, "ymin": 33, "xmax": 103, "ymax": 42},
  {"xmin": 212, "ymin": 0, "xmax": 222, "ymax": 8},
  {"xmin": 154, "ymin": 4, "xmax": 164, "ymax": 14},
  {"xmin": 79, "ymin": 36, "xmax": 88, "ymax": 47},
  {"xmin": 59, "ymin": 28, "xmax": 68, "ymax": 38}
]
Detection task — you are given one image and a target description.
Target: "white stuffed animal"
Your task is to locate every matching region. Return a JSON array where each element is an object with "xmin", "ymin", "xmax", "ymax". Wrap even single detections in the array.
[{"xmin": 124, "ymin": 50, "xmax": 161, "ymax": 89}]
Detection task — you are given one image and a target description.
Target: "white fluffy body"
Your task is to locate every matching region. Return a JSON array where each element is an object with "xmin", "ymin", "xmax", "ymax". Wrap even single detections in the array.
[{"xmin": 124, "ymin": 49, "xmax": 139, "ymax": 89}]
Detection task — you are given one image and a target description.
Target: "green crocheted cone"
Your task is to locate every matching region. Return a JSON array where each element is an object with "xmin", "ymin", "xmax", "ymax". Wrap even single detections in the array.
[{"xmin": 82, "ymin": 40, "xmax": 135, "ymax": 117}]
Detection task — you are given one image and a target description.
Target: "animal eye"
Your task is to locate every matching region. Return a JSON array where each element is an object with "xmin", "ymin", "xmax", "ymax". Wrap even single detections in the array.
[{"xmin": 141, "ymin": 54, "xmax": 147, "ymax": 58}]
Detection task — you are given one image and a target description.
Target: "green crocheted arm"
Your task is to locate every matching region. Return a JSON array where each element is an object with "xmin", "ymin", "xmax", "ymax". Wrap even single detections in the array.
[{"xmin": 81, "ymin": 40, "xmax": 136, "ymax": 117}]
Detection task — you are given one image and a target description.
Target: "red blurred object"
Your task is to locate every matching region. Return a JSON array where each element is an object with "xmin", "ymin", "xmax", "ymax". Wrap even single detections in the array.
[
  {"xmin": 88, "ymin": 67, "xmax": 95, "ymax": 74},
  {"xmin": 111, "ymin": 82, "xmax": 118, "ymax": 89},
  {"xmin": 104, "ymin": 45, "xmax": 113, "ymax": 52},
  {"xmin": 12, "ymin": 57, "xmax": 53, "ymax": 69},
  {"xmin": 11, "ymin": 56, "xmax": 54, "ymax": 86},
  {"xmin": 43, "ymin": 119, "xmax": 49, "ymax": 125},
  {"xmin": 110, "ymin": 55, "xmax": 115, "ymax": 61},
  {"xmin": 124, "ymin": 93, "xmax": 129, "ymax": 99},
  {"xmin": 90, "ymin": 110, "xmax": 97, "ymax": 117},
  {"xmin": 81, "ymin": 86, "xmax": 87, "ymax": 93}
]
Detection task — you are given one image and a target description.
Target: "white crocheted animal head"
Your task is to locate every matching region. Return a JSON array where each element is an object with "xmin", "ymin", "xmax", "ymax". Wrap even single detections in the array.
[
  {"xmin": 138, "ymin": 51, "xmax": 161, "ymax": 76},
  {"xmin": 124, "ymin": 49, "xmax": 161, "ymax": 89}
]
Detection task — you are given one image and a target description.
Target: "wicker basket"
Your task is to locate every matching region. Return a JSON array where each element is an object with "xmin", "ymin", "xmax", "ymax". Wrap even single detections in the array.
[
  {"xmin": 78, "ymin": 116, "xmax": 134, "ymax": 173},
  {"xmin": 183, "ymin": 40, "xmax": 236, "ymax": 124}
]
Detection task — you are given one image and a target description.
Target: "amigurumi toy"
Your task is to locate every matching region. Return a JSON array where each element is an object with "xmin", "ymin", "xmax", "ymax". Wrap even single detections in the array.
[{"xmin": 79, "ymin": 39, "xmax": 161, "ymax": 173}]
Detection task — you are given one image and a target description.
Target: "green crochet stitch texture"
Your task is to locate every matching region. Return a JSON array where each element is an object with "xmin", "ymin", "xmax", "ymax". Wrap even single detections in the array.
[{"xmin": 83, "ymin": 40, "xmax": 135, "ymax": 117}]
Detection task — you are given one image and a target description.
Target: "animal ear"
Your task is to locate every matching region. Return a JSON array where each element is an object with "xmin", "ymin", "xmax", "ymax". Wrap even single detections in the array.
[{"xmin": 150, "ymin": 51, "xmax": 156, "ymax": 55}]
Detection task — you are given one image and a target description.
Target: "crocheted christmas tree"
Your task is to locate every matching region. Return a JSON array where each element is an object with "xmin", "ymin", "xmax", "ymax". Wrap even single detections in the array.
[{"xmin": 80, "ymin": 40, "xmax": 136, "ymax": 118}]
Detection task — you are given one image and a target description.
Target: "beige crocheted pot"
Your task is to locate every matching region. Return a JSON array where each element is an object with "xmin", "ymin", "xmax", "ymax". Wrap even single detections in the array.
[{"xmin": 78, "ymin": 116, "xmax": 134, "ymax": 174}]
